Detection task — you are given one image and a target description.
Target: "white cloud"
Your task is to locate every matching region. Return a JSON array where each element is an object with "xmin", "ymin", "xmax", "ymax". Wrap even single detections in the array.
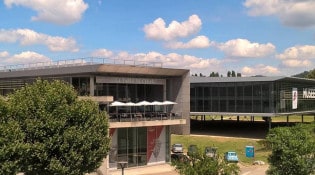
[
  {"xmin": 0, "ymin": 51, "xmax": 9, "ymax": 58},
  {"xmin": 241, "ymin": 64, "xmax": 280, "ymax": 76},
  {"xmin": 277, "ymin": 45, "xmax": 315, "ymax": 68},
  {"xmin": 4, "ymin": 0, "xmax": 88, "ymax": 25},
  {"xmin": 91, "ymin": 49, "xmax": 113, "ymax": 58},
  {"xmin": 281, "ymin": 59, "xmax": 311, "ymax": 68},
  {"xmin": 90, "ymin": 49, "xmax": 222, "ymax": 73},
  {"xmin": 164, "ymin": 35, "xmax": 212, "ymax": 49},
  {"xmin": 216, "ymin": 39, "xmax": 276, "ymax": 58},
  {"xmin": 277, "ymin": 45, "xmax": 315, "ymax": 60},
  {"xmin": 143, "ymin": 14, "xmax": 202, "ymax": 41},
  {"xmin": 0, "ymin": 29, "xmax": 79, "ymax": 52},
  {"xmin": 3, "ymin": 51, "xmax": 51, "ymax": 65},
  {"xmin": 244, "ymin": 0, "xmax": 315, "ymax": 28}
]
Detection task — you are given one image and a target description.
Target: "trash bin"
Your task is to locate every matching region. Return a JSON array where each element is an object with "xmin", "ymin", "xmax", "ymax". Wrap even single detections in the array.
[{"xmin": 245, "ymin": 146, "xmax": 254, "ymax": 158}]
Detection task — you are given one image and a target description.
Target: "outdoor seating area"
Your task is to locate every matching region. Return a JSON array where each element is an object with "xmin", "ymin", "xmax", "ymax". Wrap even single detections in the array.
[{"xmin": 108, "ymin": 100, "xmax": 180, "ymax": 122}]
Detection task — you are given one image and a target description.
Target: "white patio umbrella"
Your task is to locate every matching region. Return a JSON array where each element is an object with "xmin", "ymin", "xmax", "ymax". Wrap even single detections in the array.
[
  {"xmin": 109, "ymin": 101, "xmax": 126, "ymax": 121},
  {"xmin": 136, "ymin": 100, "xmax": 151, "ymax": 117},
  {"xmin": 162, "ymin": 101, "xmax": 177, "ymax": 115},
  {"xmin": 125, "ymin": 102, "xmax": 138, "ymax": 117},
  {"xmin": 151, "ymin": 101, "xmax": 163, "ymax": 118},
  {"xmin": 136, "ymin": 100, "xmax": 151, "ymax": 106},
  {"xmin": 162, "ymin": 101, "xmax": 177, "ymax": 105},
  {"xmin": 109, "ymin": 101, "xmax": 126, "ymax": 106},
  {"xmin": 151, "ymin": 101, "xmax": 163, "ymax": 105}
]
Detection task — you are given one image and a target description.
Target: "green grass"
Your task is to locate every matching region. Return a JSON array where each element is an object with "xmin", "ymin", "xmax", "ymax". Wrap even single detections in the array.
[{"xmin": 171, "ymin": 134, "xmax": 270, "ymax": 165}]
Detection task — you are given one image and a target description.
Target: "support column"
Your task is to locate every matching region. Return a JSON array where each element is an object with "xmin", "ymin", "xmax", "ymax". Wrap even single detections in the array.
[
  {"xmin": 221, "ymin": 115, "xmax": 223, "ymax": 122},
  {"xmin": 89, "ymin": 76, "xmax": 94, "ymax": 96},
  {"xmin": 302, "ymin": 115, "xmax": 304, "ymax": 123},
  {"xmin": 287, "ymin": 115, "xmax": 289, "ymax": 123},
  {"xmin": 237, "ymin": 116, "xmax": 239, "ymax": 122},
  {"xmin": 268, "ymin": 117, "xmax": 272, "ymax": 130}
]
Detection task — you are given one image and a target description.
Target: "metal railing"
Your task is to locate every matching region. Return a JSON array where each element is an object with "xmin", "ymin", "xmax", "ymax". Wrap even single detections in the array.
[
  {"xmin": 0, "ymin": 57, "xmax": 164, "ymax": 72},
  {"xmin": 109, "ymin": 112, "xmax": 182, "ymax": 122}
]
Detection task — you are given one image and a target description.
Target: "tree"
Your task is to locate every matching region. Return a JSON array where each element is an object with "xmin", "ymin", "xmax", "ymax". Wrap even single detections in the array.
[
  {"xmin": 231, "ymin": 71, "xmax": 236, "ymax": 77},
  {"xmin": 265, "ymin": 123, "xmax": 315, "ymax": 175},
  {"xmin": 236, "ymin": 73, "xmax": 241, "ymax": 77},
  {"xmin": 4, "ymin": 80, "xmax": 110, "ymax": 175},
  {"xmin": 172, "ymin": 147, "xmax": 240, "ymax": 175},
  {"xmin": 209, "ymin": 72, "xmax": 220, "ymax": 77},
  {"xmin": 307, "ymin": 69, "xmax": 315, "ymax": 79},
  {"xmin": 0, "ymin": 97, "xmax": 27, "ymax": 174},
  {"xmin": 227, "ymin": 71, "xmax": 231, "ymax": 77}
]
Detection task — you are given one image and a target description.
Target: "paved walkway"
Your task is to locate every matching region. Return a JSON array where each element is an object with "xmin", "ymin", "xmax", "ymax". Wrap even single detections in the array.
[
  {"xmin": 108, "ymin": 163, "xmax": 178, "ymax": 175},
  {"xmin": 107, "ymin": 163, "xmax": 268, "ymax": 175}
]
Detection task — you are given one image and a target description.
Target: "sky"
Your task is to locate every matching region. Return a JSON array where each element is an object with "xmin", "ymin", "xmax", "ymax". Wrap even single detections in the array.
[{"xmin": 0, "ymin": 0, "xmax": 315, "ymax": 77}]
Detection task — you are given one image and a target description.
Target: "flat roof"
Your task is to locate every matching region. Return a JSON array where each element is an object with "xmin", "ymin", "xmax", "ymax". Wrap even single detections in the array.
[
  {"xmin": 0, "ymin": 58, "xmax": 189, "ymax": 79},
  {"xmin": 190, "ymin": 76, "xmax": 315, "ymax": 84}
]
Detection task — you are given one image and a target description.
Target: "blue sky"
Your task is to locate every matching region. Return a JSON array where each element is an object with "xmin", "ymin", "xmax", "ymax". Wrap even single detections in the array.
[{"xmin": 0, "ymin": 0, "xmax": 315, "ymax": 76}]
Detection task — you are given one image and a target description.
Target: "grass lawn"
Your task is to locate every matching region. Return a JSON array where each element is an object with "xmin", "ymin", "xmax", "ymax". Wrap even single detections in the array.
[{"xmin": 171, "ymin": 134, "xmax": 270, "ymax": 165}]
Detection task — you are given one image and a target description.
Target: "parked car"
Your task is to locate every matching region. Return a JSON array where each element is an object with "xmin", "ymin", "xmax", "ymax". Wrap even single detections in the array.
[
  {"xmin": 187, "ymin": 144, "xmax": 198, "ymax": 157},
  {"xmin": 224, "ymin": 151, "xmax": 239, "ymax": 163},
  {"xmin": 204, "ymin": 146, "xmax": 217, "ymax": 158},
  {"xmin": 171, "ymin": 143, "xmax": 183, "ymax": 153},
  {"xmin": 171, "ymin": 153, "xmax": 189, "ymax": 163}
]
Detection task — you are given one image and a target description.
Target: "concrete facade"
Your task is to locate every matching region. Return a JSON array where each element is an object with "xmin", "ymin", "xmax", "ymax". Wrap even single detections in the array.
[{"xmin": 0, "ymin": 59, "xmax": 190, "ymax": 175}]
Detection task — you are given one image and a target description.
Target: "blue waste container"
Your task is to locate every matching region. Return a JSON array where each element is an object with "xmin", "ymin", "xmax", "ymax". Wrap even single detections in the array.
[{"xmin": 245, "ymin": 146, "xmax": 254, "ymax": 158}]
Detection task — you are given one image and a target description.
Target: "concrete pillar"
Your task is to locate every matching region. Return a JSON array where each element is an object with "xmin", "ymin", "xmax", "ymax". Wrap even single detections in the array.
[
  {"xmin": 287, "ymin": 115, "xmax": 289, "ymax": 123},
  {"xmin": 90, "ymin": 76, "xmax": 94, "ymax": 96},
  {"xmin": 302, "ymin": 115, "xmax": 304, "ymax": 123}
]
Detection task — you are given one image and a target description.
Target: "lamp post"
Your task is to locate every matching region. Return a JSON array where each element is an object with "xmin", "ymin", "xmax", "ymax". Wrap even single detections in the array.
[{"xmin": 117, "ymin": 161, "xmax": 128, "ymax": 175}]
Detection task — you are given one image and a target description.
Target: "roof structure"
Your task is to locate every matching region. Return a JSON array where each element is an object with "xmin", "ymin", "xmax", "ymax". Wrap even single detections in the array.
[{"xmin": 190, "ymin": 76, "xmax": 315, "ymax": 83}]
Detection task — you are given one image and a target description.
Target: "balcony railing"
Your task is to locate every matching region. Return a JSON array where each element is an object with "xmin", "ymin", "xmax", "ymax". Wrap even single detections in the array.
[
  {"xmin": 0, "ymin": 57, "xmax": 164, "ymax": 72},
  {"xmin": 108, "ymin": 112, "xmax": 182, "ymax": 122}
]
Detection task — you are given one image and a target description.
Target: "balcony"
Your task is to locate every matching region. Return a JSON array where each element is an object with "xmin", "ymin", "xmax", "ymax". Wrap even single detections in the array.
[{"xmin": 108, "ymin": 112, "xmax": 186, "ymax": 128}]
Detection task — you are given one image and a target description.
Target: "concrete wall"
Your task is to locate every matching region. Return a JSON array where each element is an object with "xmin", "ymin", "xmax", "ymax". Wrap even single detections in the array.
[{"xmin": 168, "ymin": 71, "xmax": 190, "ymax": 135}]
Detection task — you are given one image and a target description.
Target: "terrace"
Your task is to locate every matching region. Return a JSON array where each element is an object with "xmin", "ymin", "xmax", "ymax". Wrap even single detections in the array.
[{"xmin": 108, "ymin": 101, "xmax": 184, "ymax": 123}]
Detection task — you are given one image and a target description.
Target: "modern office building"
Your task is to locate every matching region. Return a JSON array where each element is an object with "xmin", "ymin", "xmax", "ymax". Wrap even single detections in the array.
[
  {"xmin": 0, "ymin": 58, "xmax": 190, "ymax": 175},
  {"xmin": 190, "ymin": 76, "xmax": 315, "ymax": 118}
]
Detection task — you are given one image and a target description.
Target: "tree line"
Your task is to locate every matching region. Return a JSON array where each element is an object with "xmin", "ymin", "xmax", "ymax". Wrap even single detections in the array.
[{"xmin": 192, "ymin": 70, "xmax": 242, "ymax": 77}]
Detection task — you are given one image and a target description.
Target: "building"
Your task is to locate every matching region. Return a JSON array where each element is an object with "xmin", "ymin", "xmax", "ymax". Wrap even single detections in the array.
[
  {"xmin": 0, "ymin": 58, "xmax": 190, "ymax": 174},
  {"xmin": 190, "ymin": 76, "xmax": 315, "ymax": 121}
]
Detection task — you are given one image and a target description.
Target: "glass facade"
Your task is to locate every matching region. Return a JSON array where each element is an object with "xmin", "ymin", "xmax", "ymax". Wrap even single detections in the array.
[
  {"xmin": 191, "ymin": 78, "xmax": 315, "ymax": 114},
  {"xmin": 109, "ymin": 126, "xmax": 169, "ymax": 169}
]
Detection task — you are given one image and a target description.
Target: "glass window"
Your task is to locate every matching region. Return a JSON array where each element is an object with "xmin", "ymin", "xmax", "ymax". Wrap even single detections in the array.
[{"xmin": 117, "ymin": 127, "xmax": 148, "ymax": 168}]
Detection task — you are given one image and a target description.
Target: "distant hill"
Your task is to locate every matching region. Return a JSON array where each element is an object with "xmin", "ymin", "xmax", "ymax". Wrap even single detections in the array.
[{"xmin": 292, "ymin": 71, "xmax": 309, "ymax": 78}]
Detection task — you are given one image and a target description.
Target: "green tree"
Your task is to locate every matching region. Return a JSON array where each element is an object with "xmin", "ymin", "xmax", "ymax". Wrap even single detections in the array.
[
  {"xmin": 209, "ymin": 72, "xmax": 220, "ymax": 77},
  {"xmin": 5, "ymin": 80, "xmax": 110, "ymax": 175},
  {"xmin": 231, "ymin": 71, "xmax": 236, "ymax": 77},
  {"xmin": 172, "ymin": 148, "xmax": 240, "ymax": 175},
  {"xmin": 307, "ymin": 69, "xmax": 315, "ymax": 79},
  {"xmin": 227, "ymin": 71, "xmax": 231, "ymax": 77},
  {"xmin": 236, "ymin": 73, "xmax": 241, "ymax": 77},
  {"xmin": 0, "ymin": 97, "xmax": 27, "ymax": 174},
  {"xmin": 265, "ymin": 123, "xmax": 315, "ymax": 175}
]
